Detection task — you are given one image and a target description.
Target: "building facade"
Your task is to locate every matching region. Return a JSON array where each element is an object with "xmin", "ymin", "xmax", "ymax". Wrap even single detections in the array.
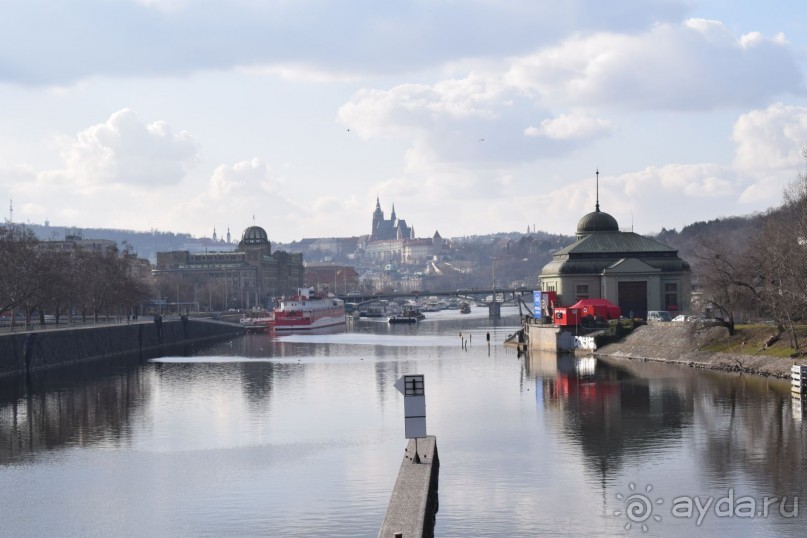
[
  {"xmin": 540, "ymin": 204, "xmax": 690, "ymax": 319},
  {"xmin": 303, "ymin": 264, "xmax": 360, "ymax": 294},
  {"xmin": 154, "ymin": 225, "xmax": 303, "ymax": 310}
]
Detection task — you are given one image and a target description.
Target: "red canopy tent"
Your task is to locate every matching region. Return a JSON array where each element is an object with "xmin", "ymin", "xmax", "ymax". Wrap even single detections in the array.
[{"xmin": 568, "ymin": 299, "xmax": 621, "ymax": 320}]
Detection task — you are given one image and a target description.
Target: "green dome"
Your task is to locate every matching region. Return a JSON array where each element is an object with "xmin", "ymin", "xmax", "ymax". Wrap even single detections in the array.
[
  {"xmin": 240, "ymin": 226, "xmax": 269, "ymax": 245},
  {"xmin": 577, "ymin": 208, "xmax": 619, "ymax": 235}
]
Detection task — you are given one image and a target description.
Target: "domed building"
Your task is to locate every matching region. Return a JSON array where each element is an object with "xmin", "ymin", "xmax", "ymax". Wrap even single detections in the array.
[
  {"xmin": 155, "ymin": 224, "xmax": 303, "ymax": 311},
  {"xmin": 240, "ymin": 225, "xmax": 270, "ymax": 246},
  {"xmin": 540, "ymin": 196, "xmax": 690, "ymax": 320}
]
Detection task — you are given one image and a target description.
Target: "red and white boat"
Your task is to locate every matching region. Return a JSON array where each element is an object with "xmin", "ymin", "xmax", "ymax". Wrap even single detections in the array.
[{"xmin": 271, "ymin": 288, "xmax": 346, "ymax": 331}]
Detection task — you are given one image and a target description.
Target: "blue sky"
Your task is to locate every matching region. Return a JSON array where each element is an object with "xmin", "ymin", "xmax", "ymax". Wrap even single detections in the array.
[{"xmin": 1, "ymin": 0, "xmax": 806, "ymax": 242}]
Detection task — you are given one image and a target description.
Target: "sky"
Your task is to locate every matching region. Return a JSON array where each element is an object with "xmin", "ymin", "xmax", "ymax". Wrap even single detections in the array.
[{"xmin": 2, "ymin": 0, "xmax": 807, "ymax": 243}]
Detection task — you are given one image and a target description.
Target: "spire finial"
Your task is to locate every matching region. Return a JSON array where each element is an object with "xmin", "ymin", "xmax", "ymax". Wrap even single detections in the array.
[{"xmin": 595, "ymin": 169, "xmax": 600, "ymax": 212}]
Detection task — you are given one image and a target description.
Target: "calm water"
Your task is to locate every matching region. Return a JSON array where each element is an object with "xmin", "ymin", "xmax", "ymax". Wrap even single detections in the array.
[{"xmin": 1, "ymin": 306, "xmax": 805, "ymax": 536}]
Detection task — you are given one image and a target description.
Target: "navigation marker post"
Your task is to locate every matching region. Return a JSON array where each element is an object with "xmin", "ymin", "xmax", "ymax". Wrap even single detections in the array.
[{"xmin": 394, "ymin": 374, "xmax": 426, "ymax": 463}]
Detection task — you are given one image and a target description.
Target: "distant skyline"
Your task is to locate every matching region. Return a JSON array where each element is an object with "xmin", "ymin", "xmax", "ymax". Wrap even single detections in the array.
[{"xmin": 1, "ymin": 1, "xmax": 807, "ymax": 242}]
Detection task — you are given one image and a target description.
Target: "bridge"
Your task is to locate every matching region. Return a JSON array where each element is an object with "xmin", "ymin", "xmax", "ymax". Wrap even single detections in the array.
[{"xmin": 336, "ymin": 287, "xmax": 535, "ymax": 318}]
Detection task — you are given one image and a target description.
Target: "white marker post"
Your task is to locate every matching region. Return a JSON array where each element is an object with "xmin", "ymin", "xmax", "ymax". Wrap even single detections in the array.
[{"xmin": 394, "ymin": 374, "xmax": 426, "ymax": 463}]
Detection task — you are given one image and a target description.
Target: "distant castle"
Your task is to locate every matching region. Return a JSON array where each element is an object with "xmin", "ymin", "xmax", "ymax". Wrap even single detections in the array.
[
  {"xmin": 371, "ymin": 197, "xmax": 414, "ymax": 241},
  {"xmin": 365, "ymin": 197, "xmax": 441, "ymax": 264}
]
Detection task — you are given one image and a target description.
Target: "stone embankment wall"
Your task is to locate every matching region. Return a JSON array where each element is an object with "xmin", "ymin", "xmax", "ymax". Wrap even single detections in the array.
[
  {"xmin": 596, "ymin": 324, "xmax": 796, "ymax": 379},
  {"xmin": 380, "ymin": 436, "xmax": 440, "ymax": 538},
  {"xmin": 0, "ymin": 318, "xmax": 243, "ymax": 377}
]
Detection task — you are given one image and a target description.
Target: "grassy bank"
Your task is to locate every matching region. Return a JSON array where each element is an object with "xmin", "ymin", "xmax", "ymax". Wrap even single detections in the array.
[
  {"xmin": 698, "ymin": 323, "xmax": 807, "ymax": 358},
  {"xmin": 596, "ymin": 322, "xmax": 807, "ymax": 379}
]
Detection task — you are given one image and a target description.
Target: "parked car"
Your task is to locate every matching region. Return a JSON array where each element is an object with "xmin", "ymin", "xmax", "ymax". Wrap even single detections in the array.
[
  {"xmin": 672, "ymin": 314, "xmax": 690, "ymax": 322},
  {"xmin": 647, "ymin": 311, "xmax": 672, "ymax": 322}
]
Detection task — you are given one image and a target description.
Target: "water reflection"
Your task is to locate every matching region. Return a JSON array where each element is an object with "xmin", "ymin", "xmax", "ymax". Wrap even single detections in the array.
[
  {"xmin": 523, "ymin": 349, "xmax": 805, "ymax": 525},
  {"xmin": 0, "ymin": 357, "xmax": 147, "ymax": 460},
  {"xmin": 526, "ymin": 353, "xmax": 692, "ymax": 485},
  {"xmin": 2, "ymin": 312, "xmax": 806, "ymax": 536}
]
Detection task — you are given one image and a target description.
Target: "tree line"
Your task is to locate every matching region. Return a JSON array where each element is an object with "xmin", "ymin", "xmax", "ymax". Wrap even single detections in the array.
[
  {"xmin": 0, "ymin": 224, "xmax": 151, "ymax": 326},
  {"xmin": 672, "ymin": 169, "xmax": 807, "ymax": 349}
]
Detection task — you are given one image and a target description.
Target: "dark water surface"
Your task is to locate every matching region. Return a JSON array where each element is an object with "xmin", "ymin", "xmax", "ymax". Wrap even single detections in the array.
[{"xmin": 1, "ymin": 307, "xmax": 805, "ymax": 536}]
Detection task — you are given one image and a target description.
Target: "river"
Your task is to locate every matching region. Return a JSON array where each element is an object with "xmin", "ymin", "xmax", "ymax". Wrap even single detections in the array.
[{"xmin": 0, "ymin": 306, "xmax": 805, "ymax": 536}]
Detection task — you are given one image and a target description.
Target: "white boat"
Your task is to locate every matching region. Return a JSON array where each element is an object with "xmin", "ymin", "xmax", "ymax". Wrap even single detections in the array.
[{"xmin": 240, "ymin": 310, "xmax": 273, "ymax": 333}]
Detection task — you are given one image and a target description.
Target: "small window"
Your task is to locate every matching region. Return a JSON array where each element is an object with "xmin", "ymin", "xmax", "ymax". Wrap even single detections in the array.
[
  {"xmin": 576, "ymin": 284, "xmax": 589, "ymax": 301},
  {"xmin": 664, "ymin": 283, "xmax": 678, "ymax": 309}
]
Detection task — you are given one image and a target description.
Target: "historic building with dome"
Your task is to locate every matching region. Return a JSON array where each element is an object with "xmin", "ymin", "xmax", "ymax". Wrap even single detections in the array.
[
  {"xmin": 154, "ymin": 225, "xmax": 303, "ymax": 310},
  {"xmin": 540, "ymin": 192, "xmax": 690, "ymax": 320}
]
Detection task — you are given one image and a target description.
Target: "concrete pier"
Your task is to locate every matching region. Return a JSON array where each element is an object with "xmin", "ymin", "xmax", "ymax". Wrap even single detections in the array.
[
  {"xmin": 522, "ymin": 320, "xmax": 600, "ymax": 353},
  {"xmin": 380, "ymin": 436, "xmax": 440, "ymax": 538}
]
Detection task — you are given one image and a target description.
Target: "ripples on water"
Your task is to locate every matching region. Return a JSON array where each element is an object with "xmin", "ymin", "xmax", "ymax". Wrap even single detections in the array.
[{"xmin": 0, "ymin": 308, "xmax": 805, "ymax": 536}]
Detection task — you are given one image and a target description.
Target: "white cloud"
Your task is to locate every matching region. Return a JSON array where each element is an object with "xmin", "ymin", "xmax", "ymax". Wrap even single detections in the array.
[
  {"xmin": 505, "ymin": 19, "xmax": 802, "ymax": 110},
  {"xmin": 732, "ymin": 103, "xmax": 807, "ymax": 174},
  {"xmin": 208, "ymin": 158, "xmax": 282, "ymax": 199},
  {"xmin": 58, "ymin": 109, "xmax": 199, "ymax": 188},
  {"xmin": 338, "ymin": 16, "xmax": 802, "ymax": 175},
  {"xmin": 525, "ymin": 113, "xmax": 612, "ymax": 140},
  {"xmin": 0, "ymin": 1, "xmax": 691, "ymax": 86},
  {"xmin": 656, "ymin": 164, "xmax": 736, "ymax": 197},
  {"xmin": 0, "ymin": 162, "xmax": 36, "ymax": 189},
  {"xmin": 134, "ymin": 0, "xmax": 190, "ymax": 12},
  {"xmin": 339, "ymin": 74, "xmax": 507, "ymax": 140}
]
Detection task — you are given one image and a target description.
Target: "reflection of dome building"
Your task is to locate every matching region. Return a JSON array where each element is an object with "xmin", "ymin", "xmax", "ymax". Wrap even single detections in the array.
[
  {"xmin": 528, "ymin": 353, "xmax": 691, "ymax": 487},
  {"xmin": 155, "ymin": 224, "xmax": 303, "ymax": 311},
  {"xmin": 540, "ymin": 173, "xmax": 690, "ymax": 319}
]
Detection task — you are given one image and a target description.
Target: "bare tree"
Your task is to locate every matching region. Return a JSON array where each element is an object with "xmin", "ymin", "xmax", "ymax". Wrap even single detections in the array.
[
  {"xmin": 0, "ymin": 224, "xmax": 39, "ymax": 320},
  {"xmin": 751, "ymin": 211, "xmax": 806, "ymax": 347},
  {"xmin": 690, "ymin": 236, "xmax": 761, "ymax": 336}
]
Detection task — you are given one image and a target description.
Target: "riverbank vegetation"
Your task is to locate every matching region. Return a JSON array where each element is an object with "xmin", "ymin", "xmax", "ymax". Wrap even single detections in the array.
[
  {"xmin": 0, "ymin": 224, "xmax": 150, "ymax": 325},
  {"xmin": 656, "ymin": 154, "xmax": 807, "ymax": 351},
  {"xmin": 698, "ymin": 323, "xmax": 807, "ymax": 358}
]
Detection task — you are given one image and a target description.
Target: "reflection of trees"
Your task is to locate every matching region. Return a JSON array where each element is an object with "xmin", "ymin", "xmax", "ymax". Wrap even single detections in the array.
[
  {"xmin": 240, "ymin": 362, "xmax": 275, "ymax": 404},
  {"xmin": 529, "ymin": 350, "xmax": 806, "ymax": 497},
  {"xmin": 0, "ymin": 357, "xmax": 147, "ymax": 462},
  {"xmin": 691, "ymin": 376, "xmax": 805, "ymax": 495},
  {"xmin": 527, "ymin": 352, "xmax": 692, "ymax": 481}
]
